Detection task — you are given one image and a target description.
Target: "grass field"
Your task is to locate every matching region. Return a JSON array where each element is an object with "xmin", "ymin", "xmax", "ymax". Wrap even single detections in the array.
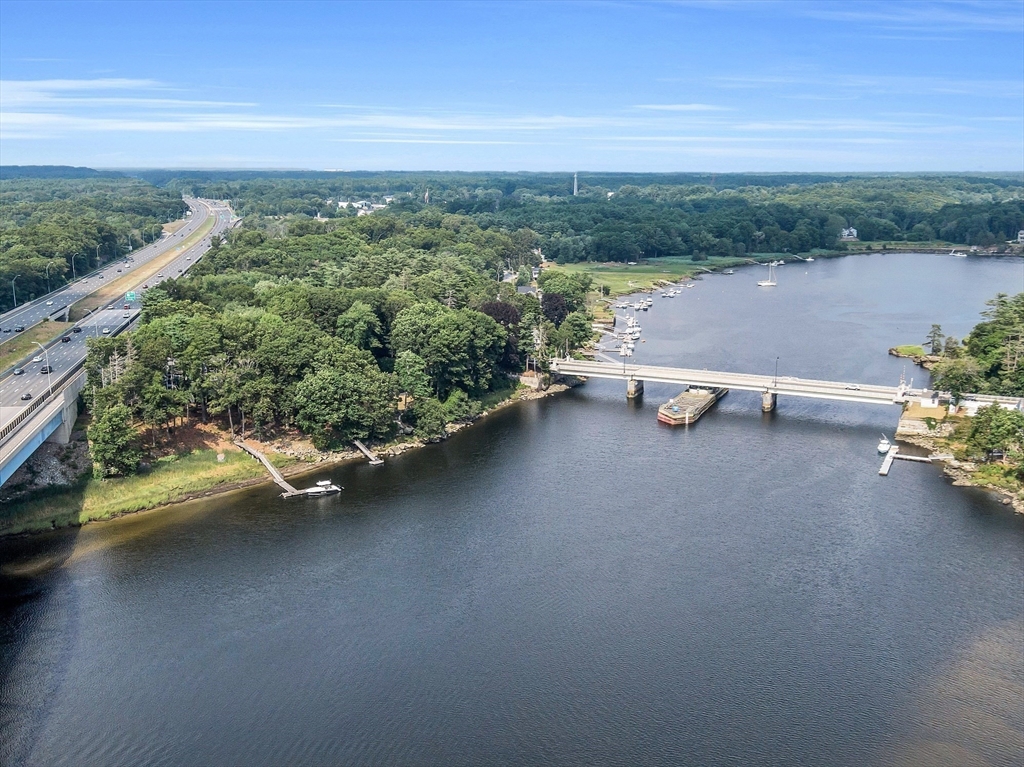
[
  {"xmin": 70, "ymin": 212, "xmax": 216, "ymax": 319},
  {"xmin": 0, "ymin": 447, "xmax": 296, "ymax": 536},
  {"xmin": 0, "ymin": 320, "xmax": 74, "ymax": 371},
  {"xmin": 892, "ymin": 345, "xmax": 926, "ymax": 357},
  {"xmin": 557, "ymin": 255, "xmax": 784, "ymax": 296}
]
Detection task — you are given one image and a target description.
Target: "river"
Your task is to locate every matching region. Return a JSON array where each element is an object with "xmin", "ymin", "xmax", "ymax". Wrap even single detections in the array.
[{"xmin": 2, "ymin": 253, "xmax": 1022, "ymax": 766}]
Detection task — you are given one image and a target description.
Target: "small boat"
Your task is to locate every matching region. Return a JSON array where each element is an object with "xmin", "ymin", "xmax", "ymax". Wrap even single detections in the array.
[
  {"xmin": 950, "ymin": 249, "xmax": 967, "ymax": 258},
  {"xmin": 757, "ymin": 262, "xmax": 777, "ymax": 287},
  {"xmin": 304, "ymin": 479, "xmax": 342, "ymax": 496},
  {"xmin": 877, "ymin": 435, "xmax": 891, "ymax": 454},
  {"xmin": 723, "ymin": 269, "xmax": 735, "ymax": 275},
  {"xmin": 805, "ymin": 257, "xmax": 814, "ymax": 262},
  {"xmin": 684, "ymin": 283, "xmax": 695, "ymax": 289}
]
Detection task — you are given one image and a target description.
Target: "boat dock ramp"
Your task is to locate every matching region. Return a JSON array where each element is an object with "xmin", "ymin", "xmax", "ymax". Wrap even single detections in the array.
[
  {"xmin": 354, "ymin": 439, "xmax": 384, "ymax": 465},
  {"xmin": 879, "ymin": 446, "xmax": 936, "ymax": 476},
  {"xmin": 235, "ymin": 440, "xmax": 342, "ymax": 498}
]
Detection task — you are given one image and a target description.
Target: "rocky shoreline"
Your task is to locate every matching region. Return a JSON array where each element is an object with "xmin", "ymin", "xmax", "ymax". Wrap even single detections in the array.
[{"xmin": 897, "ymin": 432, "xmax": 1023, "ymax": 514}]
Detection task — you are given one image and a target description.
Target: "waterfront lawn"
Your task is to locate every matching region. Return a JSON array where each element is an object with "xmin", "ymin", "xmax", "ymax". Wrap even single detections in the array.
[
  {"xmin": 893, "ymin": 345, "xmax": 926, "ymax": 357},
  {"xmin": 558, "ymin": 255, "xmax": 782, "ymax": 295},
  {"xmin": 0, "ymin": 448, "xmax": 293, "ymax": 536}
]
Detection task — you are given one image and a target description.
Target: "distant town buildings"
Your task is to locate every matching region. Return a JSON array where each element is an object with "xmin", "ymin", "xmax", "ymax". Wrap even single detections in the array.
[
  {"xmin": 337, "ymin": 199, "xmax": 389, "ymax": 216},
  {"xmin": 840, "ymin": 227, "xmax": 858, "ymax": 241}
]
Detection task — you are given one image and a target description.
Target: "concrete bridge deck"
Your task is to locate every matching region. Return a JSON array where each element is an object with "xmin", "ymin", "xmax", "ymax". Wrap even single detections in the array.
[{"xmin": 549, "ymin": 358, "xmax": 922, "ymax": 407}]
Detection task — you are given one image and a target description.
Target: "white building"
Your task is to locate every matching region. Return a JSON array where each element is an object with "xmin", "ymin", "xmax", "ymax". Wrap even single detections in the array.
[{"xmin": 840, "ymin": 227, "xmax": 858, "ymax": 241}]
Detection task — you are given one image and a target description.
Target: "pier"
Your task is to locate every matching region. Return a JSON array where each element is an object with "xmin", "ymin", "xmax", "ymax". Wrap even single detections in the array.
[
  {"xmin": 234, "ymin": 440, "xmax": 302, "ymax": 497},
  {"xmin": 879, "ymin": 446, "xmax": 899, "ymax": 475},
  {"xmin": 353, "ymin": 439, "xmax": 384, "ymax": 465}
]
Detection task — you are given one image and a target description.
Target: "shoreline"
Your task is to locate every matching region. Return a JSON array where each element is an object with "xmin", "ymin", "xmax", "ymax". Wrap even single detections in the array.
[{"xmin": 0, "ymin": 380, "xmax": 578, "ymax": 539}]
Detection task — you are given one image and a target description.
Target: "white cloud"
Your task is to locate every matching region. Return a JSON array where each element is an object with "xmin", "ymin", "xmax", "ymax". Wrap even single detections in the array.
[{"xmin": 633, "ymin": 104, "xmax": 731, "ymax": 111}]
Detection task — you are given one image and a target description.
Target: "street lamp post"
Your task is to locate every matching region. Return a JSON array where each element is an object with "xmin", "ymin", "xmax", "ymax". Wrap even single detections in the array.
[
  {"xmin": 774, "ymin": 356, "xmax": 779, "ymax": 388},
  {"xmin": 11, "ymin": 276, "xmax": 18, "ymax": 308},
  {"xmin": 45, "ymin": 262, "xmax": 53, "ymax": 294},
  {"xmin": 33, "ymin": 342, "xmax": 53, "ymax": 399}
]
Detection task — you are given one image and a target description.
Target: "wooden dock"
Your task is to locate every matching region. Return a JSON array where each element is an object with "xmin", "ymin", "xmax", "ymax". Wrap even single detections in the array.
[
  {"xmin": 353, "ymin": 439, "xmax": 384, "ymax": 465},
  {"xmin": 234, "ymin": 440, "xmax": 302, "ymax": 497}
]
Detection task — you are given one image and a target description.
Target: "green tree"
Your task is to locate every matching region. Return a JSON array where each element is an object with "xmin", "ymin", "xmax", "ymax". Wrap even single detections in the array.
[
  {"xmin": 336, "ymin": 300, "xmax": 383, "ymax": 351},
  {"xmin": 967, "ymin": 404, "xmax": 1024, "ymax": 459},
  {"xmin": 88, "ymin": 404, "xmax": 142, "ymax": 478},
  {"xmin": 931, "ymin": 357, "xmax": 982, "ymax": 398},
  {"xmin": 395, "ymin": 350, "xmax": 432, "ymax": 397},
  {"xmin": 926, "ymin": 324, "xmax": 944, "ymax": 355}
]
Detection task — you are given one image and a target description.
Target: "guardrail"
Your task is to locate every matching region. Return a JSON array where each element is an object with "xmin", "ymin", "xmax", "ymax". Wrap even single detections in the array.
[
  {"xmin": 0, "ymin": 312, "xmax": 136, "ymax": 445},
  {"xmin": 0, "ymin": 365, "xmax": 85, "ymax": 443}
]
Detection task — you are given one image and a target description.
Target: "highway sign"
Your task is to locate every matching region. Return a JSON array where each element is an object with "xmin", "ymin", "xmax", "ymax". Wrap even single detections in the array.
[{"xmin": 125, "ymin": 291, "xmax": 137, "ymax": 302}]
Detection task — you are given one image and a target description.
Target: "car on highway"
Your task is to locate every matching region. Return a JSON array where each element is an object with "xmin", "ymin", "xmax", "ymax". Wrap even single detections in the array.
[
  {"xmin": 844, "ymin": 384, "xmax": 861, "ymax": 390},
  {"xmin": 124, "ymin": 304, "xmax": 130, "ymax": 309},
  {"xmin": 46, "ymin": 300, "xmax": 54, "ymax": 306},
  {"xmin": 61, "ymin": 336, "xmax": 71, "ymax": 343},
  {"xmin": 71, "ymin": 327, "xmax": 83, "ymax": 333},
  {"xmin": 14, "ymin": 326, "xmax": 24, "ymax": 332},
  {"xmin": 106, "ymin": 304, "xmax": 114, "ymax": 310},
  {"xmin": 13, "ymin": 368, "xmax": 24, "ymax": 375},
  {"xmin": 122, "ymin": 311, "xmax": 130, "ymax": 318},
  {"xmin": 102, "ymin": 327, "xmax": 110, "ymax": 334},
  {"xmin": 40, "ymin": 365, "xmax": 53, "ymax": 374},
  {"xmin": 98, "ymin": 274, "xmax": 104, "ymax": 279},
  {"xmin": 2, "ymin": 328, "xmax": 10, "ymax": 333},
  {"xmin": 116, "ymin": 269, "xmax": 122, "ymax": 273},
  {"xmin": 20, "ymin": 392, "xmax": 32, "ymax": 401},
  {"xmin": 142, "ymin": 283, "xmax": 149, "ymax": 289},
  {"xmin": 31, "ymin": 355, "xmax": 42, "ymax": 363},
  {"xmin": 157, "ymin": 273, "xmax": 164, "ymax": 278}
]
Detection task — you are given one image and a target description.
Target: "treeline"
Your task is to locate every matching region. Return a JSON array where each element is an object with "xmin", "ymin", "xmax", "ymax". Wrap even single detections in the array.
[
  {"xmin": 0, "ymin": 178, "xmax": 186, "ymax": 312},
  {"xmin": 84, "ymin": 210, "xmax": 594, "ymax": 476},
  {"xmin": 164, "ymin": 173, "xmax": 1023, "ymax": 262},
  {"xmin": 932, "ymin": 293, "xmax": 1024, "ymax": 399}
]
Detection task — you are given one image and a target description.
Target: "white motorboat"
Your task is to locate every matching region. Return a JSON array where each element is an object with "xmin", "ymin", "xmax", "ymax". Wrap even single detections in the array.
[
  {"xmin": 950, "ymin": 249, "xmax": 967, "ymax": 258},
  {"xmin": 723, "ymin": 269, "xmax": 735, "ymax": 274},
  {"xmin": 877, "ymin": 435, "xmax": 891, "ymax": 454},
  {"xmin": 304, "ymin": 479, "xmax": 342, "ymax": 496}
]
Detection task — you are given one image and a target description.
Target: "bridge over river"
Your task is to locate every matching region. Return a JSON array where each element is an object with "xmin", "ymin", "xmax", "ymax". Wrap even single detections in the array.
[{"xmin": 549, "ymin": 358, "xmax": 1017, "ymax": 412}]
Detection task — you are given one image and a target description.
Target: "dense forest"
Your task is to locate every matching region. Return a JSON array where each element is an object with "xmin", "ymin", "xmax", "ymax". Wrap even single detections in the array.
[
  {"xmin": 83, "ymin": 209, "xmax": 593, "ymax": 476},
  {"xmin": 0, "ymin": 177, "xmax": 186, "ymax": 312},
  {"xmin": 168, "ymin": 172, "xmax": 1024, "ymax": 263}
]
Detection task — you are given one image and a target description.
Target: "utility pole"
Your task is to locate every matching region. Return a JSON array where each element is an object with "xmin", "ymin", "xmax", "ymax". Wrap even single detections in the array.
[
  {"xmin": 774, "ymin": 356, "xmax": 779, "ymax": 388},
  {"xmin": 11, "ymin": 276, "xmax": 18, "ymax": 308}
]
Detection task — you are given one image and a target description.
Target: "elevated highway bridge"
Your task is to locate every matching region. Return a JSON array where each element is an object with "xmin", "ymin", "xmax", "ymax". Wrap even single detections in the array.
[{"xmin": 550, "ymin": 358, "xmax": 923, "ymax": 409}]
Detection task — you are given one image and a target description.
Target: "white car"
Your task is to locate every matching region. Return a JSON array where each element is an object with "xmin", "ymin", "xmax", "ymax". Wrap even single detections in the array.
[
  {"xmin": 31, "ymin": 355, "xmax": 43, "ymax": 363},
  {"xmin": 45, "ymin": 300, "xmax": 54, "ymax": 306},
  {"xmin": 102, "ymin": 327, "xmax": 110, "ymax": 335}
]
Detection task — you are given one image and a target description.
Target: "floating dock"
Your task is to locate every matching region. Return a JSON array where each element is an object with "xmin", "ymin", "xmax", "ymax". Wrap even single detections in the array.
[
  {"xmin": 353, "ymin": 439, "xmax": 384, "ymax": 465},
  {"xmin": 878, "ymin": 446, "xmax": 899, "ymax": 475},
  {"xmin": 657, "ymin": 387, "xmax": 728, "ymax": 426}
]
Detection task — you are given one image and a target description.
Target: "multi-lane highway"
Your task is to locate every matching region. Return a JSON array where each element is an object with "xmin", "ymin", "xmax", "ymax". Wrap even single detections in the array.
[
  {"xmin": 0, "ymin": 198, "xmax": 234, "ymax": 433},
  {"xmin": 0, "ymin": 197, "xmax": 215, "ymax": 333}
]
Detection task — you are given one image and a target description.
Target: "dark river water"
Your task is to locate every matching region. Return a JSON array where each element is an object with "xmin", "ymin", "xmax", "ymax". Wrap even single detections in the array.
[{"xmin": 2, "ymin": 253, "xmax": 1023, "ymax": 766}]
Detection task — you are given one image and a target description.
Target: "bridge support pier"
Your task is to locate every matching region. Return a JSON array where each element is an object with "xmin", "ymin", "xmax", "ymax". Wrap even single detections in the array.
[
  {"xmin": 761, "ymin": 390, "xmax": 777, "ymax": 412},
  {"xmin": 44, "ymin": 389, "xmax": 80, "ymax": 445},
  {"xmin": 626, "ymin": 378, "xmax": 644, "ymax": 399}
]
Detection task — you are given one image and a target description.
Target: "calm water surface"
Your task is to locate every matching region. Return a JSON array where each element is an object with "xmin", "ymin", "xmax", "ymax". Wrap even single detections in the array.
[{"xmin": 2, "ymin": 253, "xmax": 1023, "ymax": 766}]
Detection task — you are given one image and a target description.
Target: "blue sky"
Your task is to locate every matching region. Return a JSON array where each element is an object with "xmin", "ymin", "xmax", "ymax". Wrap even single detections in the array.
[{"xmin": 1, "ymin": 0, "xmax": 1021, "ymax": 171}]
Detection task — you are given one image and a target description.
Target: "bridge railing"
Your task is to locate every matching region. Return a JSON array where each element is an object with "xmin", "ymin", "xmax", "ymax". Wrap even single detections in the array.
[{"xmin": 0, "ymin": 365, "xmax": 85, "ymax": 444}]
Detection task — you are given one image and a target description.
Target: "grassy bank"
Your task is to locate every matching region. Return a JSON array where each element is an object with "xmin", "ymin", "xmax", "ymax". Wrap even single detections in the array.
[
  {"xmin": 892, "ymin": 345, "xmax": 925, "ymax": 357},
  {"xmin": 556, "ymin": 254, "xmax": 806, "ymax": 296},
  {"xmin": 0, "ymin": 447, "xmax": 295, "ymax": 536},
  {"xmin": 0, "ymin": 320, "xmax": 74, "ymax": 371}
]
